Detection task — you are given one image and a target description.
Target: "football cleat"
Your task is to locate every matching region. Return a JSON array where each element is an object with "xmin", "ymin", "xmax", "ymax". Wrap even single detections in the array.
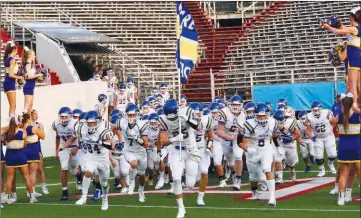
[
  {"xmin": 268, "ymin": 196, "xmax": 276, "ymax": 207},
  {"xmin": 121, "ymin": 187, "xmax": 128, "ymax": 194},
  {"xmin": 101, "ymin": 196, "xmax": 109, "ymax": 211},
  {"xmin": 5, "ymin": 197, "xmax": 16, "ymax": 204},
  {"xmin": 76, "ymin": 183, "xmax": 83, "ymax": 191},
  {"xmin": 42, "ymin": 186, "xmax": 49, "ymax": 195},
  {"xmin": 128, "ymin": 180, "xmax": 135, "ymax": 195},
  {"xmin": 138, "ymin": 189, "xmax": 146, "ymax": 203},
  {"xmin": 116, "ymin": 184, "xmax": 122, "ymax": 190},
  {"xmin": 260, "ymin": 182, "xmax": 268, "ymax": 191},
  {"xmin": 232, "ymin": 178, "xmax": 241, "ymax": 191},
  {"xmin": 29, "ymin": 197, "xmax": 38, "ymax": 204},
  {"xmin": 317, "ymin": 168, "xmax": 326, "ymax": 177},
  {"xmin": 164, "ymin": 174, "xmax": 169, "ymax": 184},
  {"xmin": 177, "ymin": 207, "xmax": 186, "ymax": 218},
  {"xmin": 252, "ymin": 190, "xmax": 260, "ymax": 200},
  {"xmin": 91, "ymin": 189, "xmax": 102, "ymax": 201},
  {"xmin": 290, "ymin": 168, "xmax": 296, "ymax": 181},
  {"xmin": 304, "ymin": 165, "xmax": 311, "ymax": 173},
  {"xmin": 275, "ymin": 178, "xmax": 283, "ymax": 184},
  {"xmin": 155, "ymin": 178, "xmax": 165, "ymax": 190},
  {"xmin": 196, "ymin": 198, "xmax": 205, "ymax": 206},
  {"xmin": 76, "ymin": 196, "xmax": 87, "ymax": 205},
  {"xmin": 167, "ymin": 182, "xmax": 175, "ymax": 195},
  {"xmin": 218, "ymin": 179, "xmax": 227, "ymax": 188},
  {"xmin": 60, "ymin": 190, "xmax": 68, "ymax": 201},
  {"xmin": 329, "ymin": 163, "xmax": 337, "ymax": 175}
]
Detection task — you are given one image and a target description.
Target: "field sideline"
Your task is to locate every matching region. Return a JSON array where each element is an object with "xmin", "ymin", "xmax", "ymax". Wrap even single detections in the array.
[{"xmin": 1, "ymin": 157, "xmax": 360, "ymax": 218}]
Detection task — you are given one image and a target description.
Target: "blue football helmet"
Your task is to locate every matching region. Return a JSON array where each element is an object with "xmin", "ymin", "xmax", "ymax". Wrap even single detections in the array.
[
  {"xmin": 273, "ymin": 110, "xmax": 285, "ymax": 123},
  {"xmin": 214, "ymin": 96, "xmax": 222, "ymax": 102},
  {"xmin": 215, "ymin": 99, "xmax": 224, "ymax": 108},
  {"xmin": 79, "ymin": 112, "xmax": 87, "ymax": 124},
  {"xmin": 209, "ymin": 102, "xmax": 220, "ymax": 119},
  {"xmin": 119, "ymin": 83, "xmax": 126, "ymax": 90},
  {"xmin": 126, "ymin": 104, "xmax": 139, "ymax": 124},
  {"xmin": 98, "ymin": 94, "xmax": 107, "ymax": 104},
  {"xmin": 254, "ymin": 103, "xmax": 269, "ymax": 126},
  {"xmin": 311, "ymin": 101, "xmax": 322, "ymax": 117},
  {"xmin": 152, "ymin": 87, "xmax": 159, "ymax": 95},
  {"xmin": 142, "ymin": 101, "xmax": 150, "ymax": 108},
  {"xmin": 298, "ymin": 110, "xmax": 308, "ymax": 124},
  {"xmin": 265, "ymin": 102, "xmax": 272, "ymax": 110},
  {"xmin": 229, "ymin": 95, "xmax": 243, "ymax": 114},
  {"xmin": 140, "ymin": 114, "xmax": 150, "ymax": 121},
  {"xmin": 86, "ymin": 110, "xmax": 100, "ymax": 134},
  {"xmin": 164, "ymin": 99, "xmax": 178, "ymax": 117},
  {"xmin": 72, "ymin": 109, "xmax": 82, "ymax": 118},
  {"xmin": 180, "ymin": 94, "xmax": 187, "ymax": 106},
  {"xmin": 110, "ymin": 114, "xmax": 120, "ymax": 125},
  {"xmin": 277, "ymin": 104, "xmax": 285, "ymax": 111},
  {"xmin": 156, "ymin": 93, "xmax": 163, "ymax": 100},
  {"xmin": 202, "ymin": 104, "xmax": 210, "ymax": 116},
  {"xmin": 157, "ymin": 108, "xmax": 164, "ymax": 115},
  {"xmin": 58, "ymin": 107, "xmax": 71, "ymax": 126},
  {"xmin": 149, "ymin": 113, "xmax": 159, "ymax": 131},
  {"xmin": 93, "ymin": 71, "xmax": 100, "ymax": 79},
  {"xmin": 126, "ymin": 77, "xmax": 133, "ymax": 85},
  {"xmin": 277, "ymin": 98, "xmax": 287, "ymax": 106},
  {"xmin": 244, "ymin": 102, "xmax": 256, "ymax": 120},
  {"xmin": 189, "ymin": 102, "xmax": 202, "ymax": 116},
  {"xmin": 110, "ymin": 109, "xmax": 120, "ymax": 117},
  {"xmin": 160, "ymin": 82, "xmax": 167, "ymax": 88}
]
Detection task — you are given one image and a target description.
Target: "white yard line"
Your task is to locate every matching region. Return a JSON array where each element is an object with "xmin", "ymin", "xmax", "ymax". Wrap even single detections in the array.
[{"xmin": 13, "ymin": 202, "xmax": 360, "ymax": 212}]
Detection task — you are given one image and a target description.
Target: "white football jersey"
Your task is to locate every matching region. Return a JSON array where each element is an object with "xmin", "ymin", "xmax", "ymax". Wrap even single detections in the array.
[
  {"xmin": 276, "ymin": 118, "xmax": 297, "ymax": 147},
  {"xmin": 306, "ymin": 109, "xmax": 333, "ymax": 138},
  {"xmin": 75, "ymin": 122, "xmax": 88, "ymax": 153},
  {"xmin": 158, "ymin": 107, "xmax": 197, "ymax": 147},
  {"xmin": 52, "ymin": 119, "xmax": 78, "ymax": 146},
  {"xmin": 147, "ymin": 123, "xmax": 159, "ymax": 147},
  {"xmin": 161, "ymin": 92, "xmax": 170, "ymax": 101},
  {"xmin": 115, "ymin": 91, "xmax": 128, "ymax": 112},
  {"xmin": 95, "ymin": 103, "xmax": 107, "ymax": 117},
  {"xmin": 127, "ymin": 86, "xmax": 137, "ymax": 104},
  {"xmin": 111, "ymin": 134, "xmax": 123, "ymax": 157},
  {"xmin": 297, "ymin": 120, "xmax": 313, "ymax": 142},
  {"xmin": 103, "ymin": 76, "xmax": 118, "ymax": 94},
  {"xmin": 218, "ymin": 107, "xmax": 246, "ymax": 145},
  {"xmin": 243, "ymin": 117, "xmax": 279, "ymax": 148},
  {"xmin": 194, "ymin": 115, "xmax": 212, "ymax": 148},
  {"xmin": 210, "ymin": 115, "xmax": 221, "ymax": 142},
  {"xmin": 82, "ymin": 127, "xmax": 113, "ymax": 160},
  {"xmin": 118, "ymin": 119, "xmax": 148, "ymax": 153}
]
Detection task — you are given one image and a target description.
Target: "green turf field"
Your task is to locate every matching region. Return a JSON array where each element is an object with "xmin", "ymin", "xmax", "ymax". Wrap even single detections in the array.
[{"xmin": 1, "ymin": 156, "xmax": 360, "ymax": 218}]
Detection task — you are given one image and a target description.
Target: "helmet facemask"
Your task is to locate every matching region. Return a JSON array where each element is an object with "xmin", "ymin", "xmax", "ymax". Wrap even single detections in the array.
[
  {"xmin": 59, "ymin": 115, "xmax": 70, "ymax": 126},
  {"xmin": 87, "ymin": 120, "xmax": 99, "ymax": 134},
  {"xmin": 246, "ymin": 110, "xmax": 255, "ymax": 120},
  {"xmin": 149, "ymin": 120, "xmax": 158, "ymax": 132},
  {"xmin": 256, "ymin": 114, "xmax": 268, "ymax": 127},
  {"xmin": 312, "ymin": 107, "xmax": 321, "ymax": 117},
  {"xmin": 230, "ymin": 103, "xmax": 242, "ymax": 114},
  {"xmin": 127, "ymin": 113, "xmax": 137, "ymax": 125}
]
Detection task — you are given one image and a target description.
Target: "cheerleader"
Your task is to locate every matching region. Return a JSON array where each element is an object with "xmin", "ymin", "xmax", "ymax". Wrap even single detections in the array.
[
  {"xmin": 0, "ymin": 134, "xmax": 5, "ymax": 208},
  {"xmin": 23, "ymin": 113, "xmax": 45, "ymax": 197},
  {"xmin": 2, "ymin": 115, "xmax": 37, "ymax": 204},
  {"xmin": 22, "ymin": 47, "xmax": 42, "ymax": 114},
  {"xmin": 330, "ymin": 93, "xmax": 360, "ymax": 206},
  {"xmin": 323, "ymin": 7, "xmax": 361, "ymax": 112},
  {"xmin": 3, "ymin": 41, "xmax": 24, "ymax": 117},
  {"xmin": 30, "ymin": 109, "xmax": 49, "ymax": 194}
]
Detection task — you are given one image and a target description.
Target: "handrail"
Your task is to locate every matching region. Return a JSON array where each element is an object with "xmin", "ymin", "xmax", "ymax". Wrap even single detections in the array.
[{"xmin": 240, "ymin": 1, "xmax": 258, "ymax": 24}]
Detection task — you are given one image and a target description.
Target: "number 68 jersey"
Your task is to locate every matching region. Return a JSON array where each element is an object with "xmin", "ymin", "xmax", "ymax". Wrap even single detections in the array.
[
  {"xmin": 306, "ymin": 110, "xmax": 333, "ymax": 138},
  {"xmin": 82, "ymin": 127, "xmax": 114, "ymax": 160}
]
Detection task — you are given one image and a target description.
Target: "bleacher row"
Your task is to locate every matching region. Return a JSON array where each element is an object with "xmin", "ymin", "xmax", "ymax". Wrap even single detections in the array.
[
  {"xmin": 215, "ymin": 1, "xmax": 358, "ymax": 91},
  {"xmin": 1, "ymin": 1, "xmax": 178, "ymax": 95}
]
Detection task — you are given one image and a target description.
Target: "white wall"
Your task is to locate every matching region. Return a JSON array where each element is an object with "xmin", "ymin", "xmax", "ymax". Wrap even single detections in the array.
[
  {"xmin": 36, "ymin": 33, "xmax": 80, "ymax": 83},
  {"xmin": 1, "ymin": 81, "xmax": 107, "ymax": 157}
]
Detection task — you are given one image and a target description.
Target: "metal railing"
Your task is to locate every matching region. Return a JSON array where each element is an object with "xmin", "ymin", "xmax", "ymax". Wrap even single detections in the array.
[
  {"xmin": 238, "ymin": 1, "xmax": 268, "ymax": 23},
  {"xmin": 200, "ymin": 1, "xmax": 218, "ymax": 28}
]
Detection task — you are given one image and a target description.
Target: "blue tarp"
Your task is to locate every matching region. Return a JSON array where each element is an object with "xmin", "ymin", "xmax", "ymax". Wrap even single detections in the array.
[{"xmin": 253, "ymin": 82, "xmax": 338, "ymax": 110}]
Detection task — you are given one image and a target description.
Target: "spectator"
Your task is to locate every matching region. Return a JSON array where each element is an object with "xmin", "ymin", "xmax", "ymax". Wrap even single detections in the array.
[{"xmin": 332, "ymin": 94, "xmax": 342, "ymax": 116}]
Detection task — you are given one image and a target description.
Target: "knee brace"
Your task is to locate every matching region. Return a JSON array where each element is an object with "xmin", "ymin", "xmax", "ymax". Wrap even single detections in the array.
[
  {"xmin": 173, "ymin": 179, "xmax": 182, "ymax": 195},
  {"xmin": 316, "ymin": 159, "xmax": 324, "ymax": 165}
]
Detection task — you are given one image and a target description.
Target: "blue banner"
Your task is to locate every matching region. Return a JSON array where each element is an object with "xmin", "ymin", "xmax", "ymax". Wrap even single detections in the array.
[
  {"xmin": 176, "ymin": 1, "xmax": 199, "ymax": 84},
  {"xmin": 253, "ymin": 82, "xmax": 336, "ymax": 110}
]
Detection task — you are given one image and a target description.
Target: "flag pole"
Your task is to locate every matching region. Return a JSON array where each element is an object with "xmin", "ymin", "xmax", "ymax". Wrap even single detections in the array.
[{"xmin": 178, "ymin": 69, "xmax": 182, "ymax": 161}]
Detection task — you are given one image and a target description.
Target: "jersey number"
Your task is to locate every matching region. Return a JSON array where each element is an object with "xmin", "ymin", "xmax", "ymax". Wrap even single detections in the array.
[
  {"xmin": 315, "ymin": 124, "xmax": 326, "ymax": 133},
  {"xmin": 172, "ymin": 128, "xmax": 189, "ymax": 139},
  {"xmin": 195, "ymin": 134, "xmax": 202, "ymax": 142},
  {"xmin": 230, "ymin": 125, "xmax": 238, "ymax": 133},
  {"xmin": 258, "ymin": 139, "xmax": 265, "ymax": 147},
  {"xmin": 61, "ymin": 135, "xmax": 72, "ymax": 142},
  {"xmin": 86, "ymin": 144, "xmax": 101, "ymax": 154}
]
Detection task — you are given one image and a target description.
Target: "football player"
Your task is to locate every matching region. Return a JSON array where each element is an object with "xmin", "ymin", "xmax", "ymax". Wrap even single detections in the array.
[
  {"xmin": 118, "ymin": 104, "xmax": 150, "ymax": 202},
  {"xmin": 102, "ymin": 68, "xmax": 118, "ymax": 115},
  {"xmin": 273, "ymin": 110, "xmax": 301, "ymax": 182},
  {"xmin": 126, "ymin": 77, "xmax": 138, "ymax": 104},
  {"xmin": 241, "ymin": 103, "xmax": 281, "ymax": 207},
  {"xmin": 297, "ymin": 111, "xmax": 315, "ymax": 172},
  {"xmin": 306, "ymin": 101, "xmax": 337, "ymax": 177},
  {"xmin": 216, "ymin": 95, "xmax": 246, "ymax": 191},
  {"xmin": 277, "ymin": 98, "xmax": 295, "ymax": 119},
  {"xmin": 146, "ymin": 113, "xmax": 160, "ymax": 187},
  {"xmin": 159, "ymin": 82, "xmax": 170, "ymax": 101},
  {"xmin": 156, "ymin": 99, "xmax": 200, "ymax": 218},
  {"xmin": 114, "ymin": 83, "xmax": 129, "ymax": 114}
]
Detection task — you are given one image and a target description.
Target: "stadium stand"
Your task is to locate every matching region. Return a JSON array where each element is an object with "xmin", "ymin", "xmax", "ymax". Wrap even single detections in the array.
[
  {"xmin": 182, "ymin": 1, "xmax": 284, "ymax": 102},
  {"xmin": 1, "ymin": 1, "xmax": 178, "ymax": 97},
  {"xmin": 216, "ymin": 1, "xmax": 359, "ymax": 99}
]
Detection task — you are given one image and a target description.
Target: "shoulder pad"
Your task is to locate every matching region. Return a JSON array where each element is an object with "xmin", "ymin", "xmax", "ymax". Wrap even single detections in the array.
[
  {"xmin": 158, "ymin": 115, "xmax": 168, "ymax": 131},
  {"xmin": 100, "ymin": 129, "xmax": 113, "ymax": 141},
  {"xmin": 243, "ymin": 120, "xmax": 255, "ymax": 133}
]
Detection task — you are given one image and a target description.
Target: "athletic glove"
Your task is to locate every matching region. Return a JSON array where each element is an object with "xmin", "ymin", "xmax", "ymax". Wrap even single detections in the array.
[
  {"xmin": 282, "ymin": 135, "xmax": 293, "ymax": 144},
  {"xmin": 170, "ymin": 133, "xmax": 184, "ymax": 143}
]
